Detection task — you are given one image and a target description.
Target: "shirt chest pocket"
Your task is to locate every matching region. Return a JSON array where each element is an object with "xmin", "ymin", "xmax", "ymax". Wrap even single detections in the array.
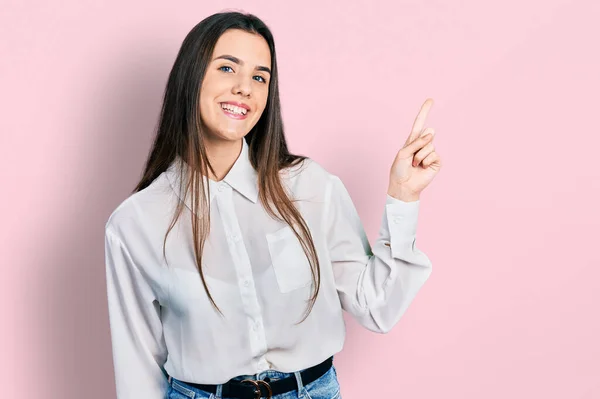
[{"xmin": 265, "ymin": 225, "xmax": 313, "ymax": 293}]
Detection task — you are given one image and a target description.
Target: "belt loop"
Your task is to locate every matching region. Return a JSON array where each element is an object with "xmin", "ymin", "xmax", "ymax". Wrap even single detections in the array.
[
  {"xmin": 293, "ymin": 371, "xmax": 304, "ymax": 398},
  {"xmin": 215, "ymin": 384, "xmax": 223, "ymax": 399}
]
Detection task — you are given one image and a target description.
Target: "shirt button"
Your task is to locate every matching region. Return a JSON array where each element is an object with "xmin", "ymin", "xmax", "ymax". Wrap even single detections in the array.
[{"xmin": 243, "ymin": 280, "xmax": 250, "ymax": 287}]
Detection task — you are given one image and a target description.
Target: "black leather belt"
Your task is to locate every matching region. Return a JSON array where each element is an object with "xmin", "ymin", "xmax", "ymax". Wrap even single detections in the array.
[{"xmin": 171, "ymin": 356, "xmax": 333, "ymax": 399}]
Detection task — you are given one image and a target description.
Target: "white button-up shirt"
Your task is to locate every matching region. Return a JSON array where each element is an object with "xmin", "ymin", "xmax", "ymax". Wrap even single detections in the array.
[{"xmin": 104, "ymin": 138, "xmax": 432, "ymax": 398}]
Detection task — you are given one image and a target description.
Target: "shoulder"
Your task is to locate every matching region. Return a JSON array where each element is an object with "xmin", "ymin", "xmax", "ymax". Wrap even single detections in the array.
[
  {"xmin": 284, "ymin": 157, "xmax": 340, "ymax": 186},
  {"xmin": 105, "ymin": 172, "xmax": 174, "ymax": 243},
  {"xmin": 104, "ymin": 194, "xmax": 137, "ymax": 239},
  {"xmin": 281, "ymin": 157, "xmax": 347, "ymax": 205}
]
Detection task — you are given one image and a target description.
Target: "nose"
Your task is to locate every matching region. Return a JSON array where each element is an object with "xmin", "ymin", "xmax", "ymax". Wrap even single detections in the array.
[{"xmin": 232, "ymin": 74, "xmax": 252, "ymax": 97}]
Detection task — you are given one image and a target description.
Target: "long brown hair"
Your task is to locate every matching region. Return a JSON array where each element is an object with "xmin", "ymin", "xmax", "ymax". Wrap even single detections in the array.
[{"xmin": 132, "ymin": 11, "xmax": 320, "ymax": 323}]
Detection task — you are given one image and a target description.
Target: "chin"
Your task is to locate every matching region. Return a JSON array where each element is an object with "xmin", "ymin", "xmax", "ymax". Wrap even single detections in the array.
[{"xmin": 208, "ymin": 128, "xmax": 250, "ymax": 142}]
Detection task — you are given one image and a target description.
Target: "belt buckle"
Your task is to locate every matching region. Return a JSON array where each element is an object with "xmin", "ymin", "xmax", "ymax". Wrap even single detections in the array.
[{"xmin": 241, "ymin": 379, "xmax": 272, "ymax": 399}]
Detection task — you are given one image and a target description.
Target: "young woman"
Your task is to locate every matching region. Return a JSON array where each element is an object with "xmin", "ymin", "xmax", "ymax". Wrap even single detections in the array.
[{"xmin": 104, "ymin": 11, "xmax": 441, "ymax": 399}]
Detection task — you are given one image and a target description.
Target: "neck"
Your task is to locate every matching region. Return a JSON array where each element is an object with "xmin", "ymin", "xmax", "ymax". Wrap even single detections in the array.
[{"xmin": 203, "ymin": 137, "xmax": 243, "ymax": 182}]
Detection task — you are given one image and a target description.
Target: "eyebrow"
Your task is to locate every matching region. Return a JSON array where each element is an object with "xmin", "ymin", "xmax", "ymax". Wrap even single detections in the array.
[{"xmin": 213, "ymin": 54, "xmax": 271, "ymax": 74}]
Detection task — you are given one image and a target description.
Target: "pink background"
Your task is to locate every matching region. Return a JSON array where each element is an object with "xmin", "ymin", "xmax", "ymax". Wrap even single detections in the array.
[{"xmin": 2, "ymin": 0, "xmax": 599, "ymax": 398}]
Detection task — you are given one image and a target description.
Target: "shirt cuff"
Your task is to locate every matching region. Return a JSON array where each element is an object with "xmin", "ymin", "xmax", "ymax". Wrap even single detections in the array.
[{"xmin": 385, "ymin": 194, "xmax": 420, "ymax": 258}]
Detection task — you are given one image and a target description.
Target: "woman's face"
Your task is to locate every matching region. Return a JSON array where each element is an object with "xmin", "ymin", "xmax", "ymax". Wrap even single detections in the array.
[{"xmin": 199, "ymin": 29, "xmax": 271, "ymax": 142}]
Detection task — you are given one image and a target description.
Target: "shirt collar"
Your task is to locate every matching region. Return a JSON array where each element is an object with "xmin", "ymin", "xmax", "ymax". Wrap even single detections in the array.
[{"xmin": 165, "ymin": 139, "xmax": 259, "ymax": 210}]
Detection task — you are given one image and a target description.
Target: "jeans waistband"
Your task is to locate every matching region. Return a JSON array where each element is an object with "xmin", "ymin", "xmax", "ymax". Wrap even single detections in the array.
[{"xmin": 168, "ymin": 356, "xmax": 334, "ymax": 399}]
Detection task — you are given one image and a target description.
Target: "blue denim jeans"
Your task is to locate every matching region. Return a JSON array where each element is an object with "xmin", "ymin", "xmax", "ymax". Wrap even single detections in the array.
[{"xmin": 166, "ymin": 362, "xmax": 341, "ymax": 399}]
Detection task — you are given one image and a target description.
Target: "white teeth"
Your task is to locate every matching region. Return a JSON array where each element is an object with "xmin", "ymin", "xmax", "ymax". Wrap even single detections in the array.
[{"xmin": 221, "ymin": 103, "xmax": 247, "ymax": 115}]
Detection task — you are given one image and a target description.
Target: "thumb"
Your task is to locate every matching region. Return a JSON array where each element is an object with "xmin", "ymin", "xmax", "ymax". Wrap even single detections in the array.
[{"xmin": 403, "ymin": 127, "xmax": 435, "ymax": 155}]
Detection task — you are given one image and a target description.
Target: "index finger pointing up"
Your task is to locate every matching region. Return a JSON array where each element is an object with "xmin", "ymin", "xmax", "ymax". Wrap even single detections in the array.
[{"xmin": 406, "ymin": 98, "xmax": 434, "ymax": 145}]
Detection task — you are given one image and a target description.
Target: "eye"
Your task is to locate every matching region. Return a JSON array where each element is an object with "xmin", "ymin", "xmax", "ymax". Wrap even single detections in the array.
[
  {"xmin": 254, "ymin": 76, "xmax": 267, "ymax": 83},
  {"xmin": 219, "ymin": 66, "xmax": 234, "ymax": 73}
]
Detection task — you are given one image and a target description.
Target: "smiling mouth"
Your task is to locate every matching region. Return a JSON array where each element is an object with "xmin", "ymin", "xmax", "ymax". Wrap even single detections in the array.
[{"xmin": 220, "ymin": 103, "xmax": 248, "ymax": 116}]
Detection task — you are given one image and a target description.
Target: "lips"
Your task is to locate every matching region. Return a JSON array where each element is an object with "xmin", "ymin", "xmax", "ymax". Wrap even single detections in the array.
[
  {"xmin": 221, "ymin": 101, "xmax": 250, "ymax": 111},
  {"xmin": 220, "ymin": 102, "xmax": 249, "ymax": 120}
]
